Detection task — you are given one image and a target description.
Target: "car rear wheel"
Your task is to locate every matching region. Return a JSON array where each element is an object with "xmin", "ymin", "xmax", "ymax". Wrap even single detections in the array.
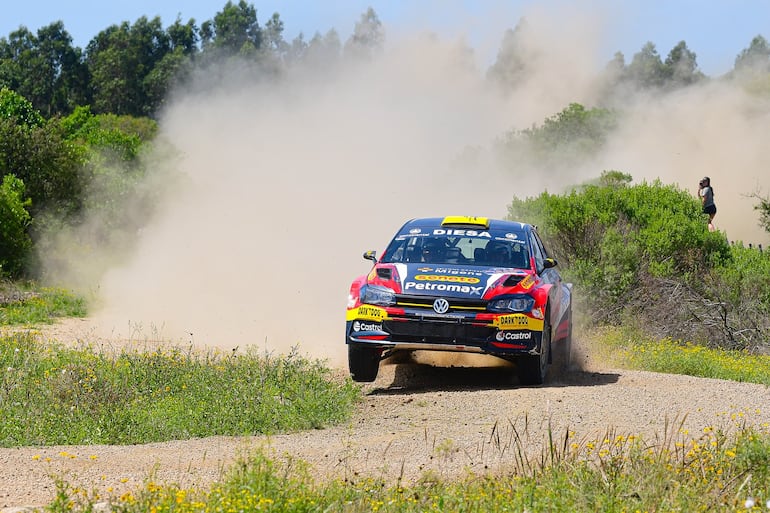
[
  {"xmin": 348, "ymin": 344, "xmax": 381, "ymax": 382},
  {"xmin": 518, "ymin": 316, "xmax": 551, "ymax": 386}
]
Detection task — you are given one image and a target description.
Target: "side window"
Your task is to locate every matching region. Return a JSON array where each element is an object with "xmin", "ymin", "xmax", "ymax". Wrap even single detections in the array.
[
  {"xmin": 529, "ymin": 232, "xmax": 545, "ymax": 273},
  {"xmin": 533, "ymin": 232, "xmax": 550, "ymax": 260}
]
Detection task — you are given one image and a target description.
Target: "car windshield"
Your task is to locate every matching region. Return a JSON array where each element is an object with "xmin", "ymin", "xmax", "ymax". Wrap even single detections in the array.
[{"xmin": 381, "ymin": 229, "xmax": 530, "ymax": 269}]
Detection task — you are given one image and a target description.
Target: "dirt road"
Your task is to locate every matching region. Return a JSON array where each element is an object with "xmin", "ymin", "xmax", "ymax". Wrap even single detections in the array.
[{"xmin": 2, "ymin": 323, "xmax": 770, "ymax": 511}]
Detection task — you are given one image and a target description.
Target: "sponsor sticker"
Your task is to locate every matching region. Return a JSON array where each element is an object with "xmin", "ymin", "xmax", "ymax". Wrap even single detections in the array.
[
  {"xmin": 415, "ymin": 275, "xmax": 480, "ymax": 284},
  {"xmin": 347, "ymin": 305, "xmax": 387, "ymax": 322},
  {"xmin": 433, "ymin": 229, "xmax": 491, "ymax": 238},
  {"xmin": 353, "ymin": 321, "xmax": 383, "ymax": 332},
  {"xmin": 495, "ymin": 331, "xmax": 533, "ymax": 341},
  {"xmin": 433, "ymin": 268, "xmax": 483, "ymax": 276},
  {"xmin": 497, "ymin": 314, "xmax": 529, "ymax": 328},
  {"xmin": 518, "ymin": 275, "xmax": 535, "ymax": 289},
  {"xmin": 492, "ymin": 313, "xmax": 544, "ymax": 331}
]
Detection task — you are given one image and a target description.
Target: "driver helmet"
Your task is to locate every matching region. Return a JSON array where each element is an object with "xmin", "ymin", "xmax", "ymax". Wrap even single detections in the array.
[
  {"xmin": 421, "ymin": 239, "xmax": 444, "ymax": 263},
  {"xmin": 486, "ymin": 241, "xmax": 511, "ymax": 266}
]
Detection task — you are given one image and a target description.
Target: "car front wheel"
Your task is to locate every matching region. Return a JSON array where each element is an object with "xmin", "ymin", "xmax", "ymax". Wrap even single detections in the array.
[
  {"xmin": 518, "ymin": 317, "xmax": 551, "ymax": 386},
  {"xmin": 348, "ymin": 344, "xmax": 381, "ymax": 382}
]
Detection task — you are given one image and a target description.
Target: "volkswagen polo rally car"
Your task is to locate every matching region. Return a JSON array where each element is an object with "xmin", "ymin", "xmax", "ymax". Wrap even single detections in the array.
[{"xmin": 345, "ymin": 216, "xmax": 573, "ymax": 384}]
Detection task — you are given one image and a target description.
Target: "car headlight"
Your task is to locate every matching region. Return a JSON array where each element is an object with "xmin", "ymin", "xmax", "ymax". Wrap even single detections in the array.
[
  {"xmin": 488, "ymin": 295, "xmax": 535, "ymax": 313},
  {"xmin": 361, "ymin": 285, "xmax": 396, "ymax": 306}
]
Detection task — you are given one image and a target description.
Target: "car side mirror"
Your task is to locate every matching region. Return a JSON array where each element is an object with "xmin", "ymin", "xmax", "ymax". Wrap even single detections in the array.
[
  {"xmin": 363, "ymin": 250, "xmax": 378, "ymax": 263},
  {"xmin": 543, "ymin": 257, "xmax": 558, "ymax": 269}
]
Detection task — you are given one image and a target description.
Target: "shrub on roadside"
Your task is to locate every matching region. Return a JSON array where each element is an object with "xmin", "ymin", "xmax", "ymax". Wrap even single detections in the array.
[
  {"xmin": 508, "ymin": 172, "xmax": 730, "ymax": 315},
  {"xmin": 0, "ymin": 175, "xmax": 32, "ymax": 278},
  {"xmin": 506, "ymin": 171, "xmax": 770, "ymax": 350}
]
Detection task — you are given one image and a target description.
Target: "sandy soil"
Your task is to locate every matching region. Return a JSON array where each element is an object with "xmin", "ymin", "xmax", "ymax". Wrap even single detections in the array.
[{"xmin": 2, "ymin": 319, "xmax": 769, "ymax": 511}]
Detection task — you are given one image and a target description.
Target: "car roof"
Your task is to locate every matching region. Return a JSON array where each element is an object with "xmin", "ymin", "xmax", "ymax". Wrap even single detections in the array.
[{"xmin": 399, "ymin": 216, "xmax": 533, "ymax": 233}]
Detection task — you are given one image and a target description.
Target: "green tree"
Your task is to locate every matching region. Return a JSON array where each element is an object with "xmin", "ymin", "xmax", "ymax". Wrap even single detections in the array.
[
  {"xmin": 286, "ymin": 32, "xmax": 309, "ymax": 64},
  {"xmin": 166, "ymin": 16, "xmax": 199, "ymax": 55},
  {"xmin": 522, "ymin": 103, "xmax": 616, "ymax": 150},
  {"xmin": 604, "ymin": 51, "xmax": 626, "ymax": 80},
  {"xmin": 303, "ymin": 29, "xmax": 341, "ymax": 69},
  {"xmin": 752, "ymin": 193, "xmax": 770, "ymax": 234},
  {"xmin": 499, "ymin": 103, "xmax": 617, "ymax": 168},
  {"xmin": 200, "ymin": 0, "xmax": 261, "ymax": 56},
  {"xmin": 86, "ymin": 16, "xmax": 171, "ymax": 116},
  {"xmin": 735, "ymin": 35, "xmax": 770, "ymax": 73},
  {"xmin": 0, "ymin": 88, "xmax": 85, "ymax": 217},
  {"xmin": 262, "ymin": 12, "xmax": 287, "ymax": 56},
  {"xmin": 0, "ymin": 23, "xmax": 89, "ymax": 116},
  {"xmin": 487, "ymin": 18, "xmax": 531, "ymax": 89},
  {"xmin": 59, "ymin": 105, "xmax": 153, "ymax": 162},
  {"xmin": 343, "ymin": 7, "xmax": 384, "ymax": 61},
  {"xmin": 663, "ymin": 40, "xmax": 703, "ymax": 86},
  {"xmin": 146, "ymin": 17, "xmax": 198, "ymax": 114},
  {"xmin": 142, "ymin": 48, "xmax": 193, "ymax": 113},
  {"xmin": 32, "ymin": 105, "xmax": 161, "ymax": 281},
  {"xmin": 0, "ymin": 86, "xmax": 44, "ymax": 127},
  {"xmin": 0, "ymin": 28, "xmax": 43, "ymax": 108},
  {"xmin": 0, "ymin": 174, "xmax": 32, "ymax": 278},
  {"xmin": 626, "ymin": 41, "xmax": 666, "ymax": 88}
]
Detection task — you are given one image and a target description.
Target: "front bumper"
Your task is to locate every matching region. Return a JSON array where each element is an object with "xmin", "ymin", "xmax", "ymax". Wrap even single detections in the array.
[{"xmin": 346, "ymin": 302, "xmax": 544, "ymax": 357}]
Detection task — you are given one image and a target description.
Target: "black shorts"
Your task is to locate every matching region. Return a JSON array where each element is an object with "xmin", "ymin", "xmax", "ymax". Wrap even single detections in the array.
[{"xmin": 703, "ymin": 204, "xmax": 716, "ymax": 215}]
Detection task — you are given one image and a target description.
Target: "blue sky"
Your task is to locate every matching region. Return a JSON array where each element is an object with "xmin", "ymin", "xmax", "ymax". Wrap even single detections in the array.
[{"xmin": 2, "ymin": 1, "xmax": 769, "ymax": 76}]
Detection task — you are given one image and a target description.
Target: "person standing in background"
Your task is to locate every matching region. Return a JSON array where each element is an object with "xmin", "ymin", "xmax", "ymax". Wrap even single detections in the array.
[{"xmin": 698, "ymin": 176, "xmax": 716, "ymax": 231}]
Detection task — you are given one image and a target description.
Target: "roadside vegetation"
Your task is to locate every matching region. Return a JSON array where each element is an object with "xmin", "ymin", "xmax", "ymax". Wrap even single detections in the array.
[
  {"xmin": 42, "ymin": 411, "xmax": 770, "ymax": 512},
  {"xmin": 509, "ymin": 169, "xmax": 770, "ymax": 352},
  {"xmin": 594, "ymin": 325, "xmax": 770, "ymax": 385},
  {"xmin": 0, "ymin": 331, "xmax": 358, "ymax": 446},
  {"xmin": 0, "ymin": 281, "xmax": 86, "ymax": 325}
]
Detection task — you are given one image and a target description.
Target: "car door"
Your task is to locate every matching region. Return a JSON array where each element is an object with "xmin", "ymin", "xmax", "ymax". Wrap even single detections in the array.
[{"xmin": 529, "ymin": 230, "xmax": 564, "ymax": 325}]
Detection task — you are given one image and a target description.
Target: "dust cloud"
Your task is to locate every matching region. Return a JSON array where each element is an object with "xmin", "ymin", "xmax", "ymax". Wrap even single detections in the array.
[{"xmin": 59, "ymin": 5, "xmax": 769, "ymax": 368}]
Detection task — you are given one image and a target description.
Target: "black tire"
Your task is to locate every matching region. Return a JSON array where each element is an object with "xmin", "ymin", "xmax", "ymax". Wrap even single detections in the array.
[
  {"xmin": 348, "ymin": 344, "xmax": 381, "ymax": 382},
  {"xmin": 552, "ymin": 305, "xmax": 572, "ymax": 375},
  {"xmin": 518, "ymin": 316, "xmax": 551, "ymax": 386}
]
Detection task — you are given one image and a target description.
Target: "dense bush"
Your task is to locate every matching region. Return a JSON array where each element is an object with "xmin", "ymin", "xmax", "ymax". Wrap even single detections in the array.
[
  {"xmin": 0, "ymin": 92, "xmax": 161, "ymax": 279},
  {"xmin": 508, "ymin": 171, "xmax": 769, "ymax": 350},
  {"xmin": 0, "ymin": 89, "xmax": 86, "ymax": 219},
  {"xmin": 0, "ymin": 175, "xmax": 32, "ymax": 278},
  {"xmin": 694, "ymin": 246, "xmax": 770, "ymax": 350}
]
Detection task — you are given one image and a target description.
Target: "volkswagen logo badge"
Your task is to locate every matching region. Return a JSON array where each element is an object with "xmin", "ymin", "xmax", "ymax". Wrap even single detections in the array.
[{"xmin": 433, "ymin": 298, "xmax": 449, "ymax": 314}]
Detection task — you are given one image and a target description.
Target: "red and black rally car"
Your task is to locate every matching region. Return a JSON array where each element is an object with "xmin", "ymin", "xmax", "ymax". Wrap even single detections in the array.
[{"xmin": 345, "ymin": 216, "xmax": 573, "ymax": 384}]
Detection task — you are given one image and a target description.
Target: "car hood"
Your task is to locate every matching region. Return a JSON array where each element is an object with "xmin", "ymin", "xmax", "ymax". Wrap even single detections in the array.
[{"xmin": 385, "ymin": 263, "xmax": 530, "ymax": 299}]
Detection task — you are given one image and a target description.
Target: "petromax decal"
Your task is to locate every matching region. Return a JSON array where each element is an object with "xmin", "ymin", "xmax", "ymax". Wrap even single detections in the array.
[{"xmin": 404, "ymin": 282, "xmax": 483, "ymax": 295}]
